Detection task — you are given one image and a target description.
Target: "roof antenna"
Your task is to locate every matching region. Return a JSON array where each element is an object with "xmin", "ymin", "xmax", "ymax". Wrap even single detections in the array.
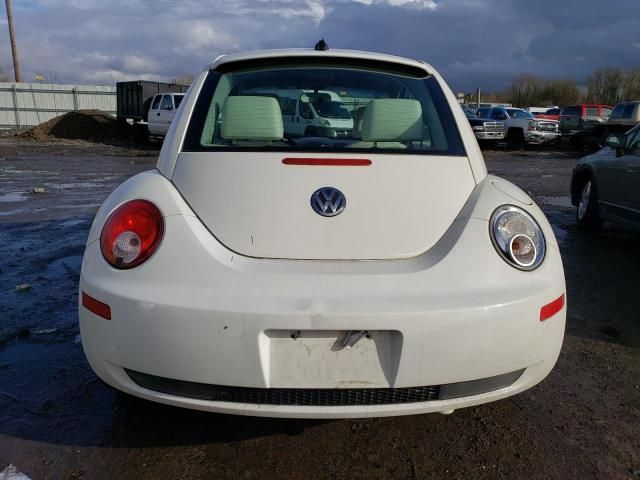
[{"xmin": 314, "ymin": 38, "xmax": 329, "ymax": 51}]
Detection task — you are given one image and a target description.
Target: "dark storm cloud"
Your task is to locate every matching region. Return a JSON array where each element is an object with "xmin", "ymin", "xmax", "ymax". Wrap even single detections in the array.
[
  {"xmin": 319, "ymin": 0, "xmax": 640, "ymax": 91},
  {"xmin": 0, "ymin": 0, "xmax": 638, "ymax": 91}
]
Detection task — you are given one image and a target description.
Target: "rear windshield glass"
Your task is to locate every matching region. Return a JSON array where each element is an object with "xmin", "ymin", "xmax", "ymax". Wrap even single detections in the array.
[
  {"xmin": 611, "ymin": 104, "xmax": 625, "ymax": 119},
  {"xmin": 183, "ymin": 65, "xmax": 465, "ymax": 156},
  {"xmin": 562, "ymin": 106, "xmax": 580, "ymax": 116},
  {"xmin": 622, "ymin": 104, "xmax": 635, "ymax": 118}
]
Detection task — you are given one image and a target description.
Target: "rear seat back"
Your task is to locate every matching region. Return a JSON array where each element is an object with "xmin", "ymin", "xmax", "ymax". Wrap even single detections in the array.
[
  {"xmin": 361, "ymin": 99, "xmax": 424, "ymax": 143},
  {"xmin": 221, "ymin": 96, "xmax": 284, "ymax": 142}
]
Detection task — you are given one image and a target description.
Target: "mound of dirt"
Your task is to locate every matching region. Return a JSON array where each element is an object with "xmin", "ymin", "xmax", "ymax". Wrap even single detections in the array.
[{"xmin": 20, "ymin": 110, "xmax": 134, "ymax": 145}]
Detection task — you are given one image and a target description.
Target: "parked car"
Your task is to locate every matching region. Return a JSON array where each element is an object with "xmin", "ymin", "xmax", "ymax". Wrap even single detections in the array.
[
  {"xmin": 571, "ymin": 123, "xmax": 640, "ymax": 229},
  {"xmin": 477, "ymin": 107, "xmax": 560, "ymax": 148},
  {"xmin": 535, "ymin": 108, "xmax": 561, "ymax": 122},
  {"xmin": 116, "ymin": 80, "xmax": 189, "ymax": 141},
  {"xmin": 463, "ymin": 107, "xmax": 505, "ymax": 147},
  {"xmin": 147, "ymin": 92, "xmax": 185, "ymax": 136},
  {"xmin": 607, "ymin": 101, "xmax": 640, "ymax": 128},
  {"xmin": 583, "ymin": 102, "xmax": 640, "ymax": 149},
  {"xmin": 559, "ymin": 104, "xmax": 612, "ymax": 149},
  {"xmin": 275, "ymin": 89, "xmax": 353, "ymax": 137},
  {"xmin": 560, "ymin": 104, "xmax": 613, "ymax": 134},
  {"xmin": 79, "ymin": 47, "xmax": 565, "ymax": 418}
]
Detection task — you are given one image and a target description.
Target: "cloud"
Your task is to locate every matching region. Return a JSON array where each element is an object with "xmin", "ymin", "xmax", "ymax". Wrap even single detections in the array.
[{"xmin": 0, "ymin": 0, "xmax": 637, "ymax": 92}]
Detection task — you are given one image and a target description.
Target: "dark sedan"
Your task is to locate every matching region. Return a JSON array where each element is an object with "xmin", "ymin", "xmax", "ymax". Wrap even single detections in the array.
[{"xmin": 571, "ymin": 124, "xmax": 640, "ymax": 229}]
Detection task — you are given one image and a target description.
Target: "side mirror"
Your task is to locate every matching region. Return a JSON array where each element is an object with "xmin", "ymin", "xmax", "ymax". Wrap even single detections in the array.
[
  {"xmin": 605, "ymin": 134, "xmax": 622, "ymax": 148},
  {"xmin": 605, "ymin": 134, "xmax": 623, "ymax": 150}
]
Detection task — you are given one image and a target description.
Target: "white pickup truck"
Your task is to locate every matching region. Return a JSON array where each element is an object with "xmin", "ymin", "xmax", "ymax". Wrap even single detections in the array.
[
  {"xmin": 477, "ymin": 107, "xmax": 559, "ymax": 148},
  {"xmin": 147, "ymin": 92, "xmax": 185, "ymax": 136}
]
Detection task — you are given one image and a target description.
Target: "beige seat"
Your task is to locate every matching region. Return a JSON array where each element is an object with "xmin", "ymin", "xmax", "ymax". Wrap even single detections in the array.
[
  {"xmin": 350, "ymin": 99, "xmax": 424, "ymax": 149},
  {"xmin": 221, "ymin": 96, "xmax": 284, "ymax": 146}
]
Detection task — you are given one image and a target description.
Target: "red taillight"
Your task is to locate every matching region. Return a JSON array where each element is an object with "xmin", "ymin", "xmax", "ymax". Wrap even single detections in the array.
[
  {"xmin": 100, "ymin": 199, "xmax": 164, "ymax": 269},
  {"xmin": 282, "ymin": 158, "xmax": 372, "ymax": 166},
  {"xmin": 82, "ymin": 292, "xmax": 111, "ymax": 320},
  {"xmin": 540, "ymin": 294, "xmax": 565, "ymax": 322}
]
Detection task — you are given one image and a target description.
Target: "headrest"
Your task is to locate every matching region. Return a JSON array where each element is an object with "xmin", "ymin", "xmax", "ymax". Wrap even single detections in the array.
[
  {"xmin": 221, "ymin": 96, "xmax": 284, "ymax": 141},
  {"xmin": 361, "ymin": 99, "xmax": 424, "ymax": 142},
  {"xmin": 351, "ymin": 107, "xmax": 366, "ymax": 140}
]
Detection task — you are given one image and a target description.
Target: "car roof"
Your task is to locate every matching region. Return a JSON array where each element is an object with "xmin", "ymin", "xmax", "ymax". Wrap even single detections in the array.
[{"xmin": 206, "ymin": 48, "xmax": 433, "ymax": 76}]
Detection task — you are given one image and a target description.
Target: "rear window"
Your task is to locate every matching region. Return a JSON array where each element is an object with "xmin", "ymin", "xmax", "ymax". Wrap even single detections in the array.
[
  {"xmin": 611, "ymin": 104, "xmax": 625, "ymax": 119},
  {"xmin": 160, "ymin": 95, "xmax": 173, "ymax": 110},
  {"xmin": 622, "ymin": 104, "xmax": 636, "ymax": 119},
  {"xmin": 183, "ymin": 64, "xmax": 465, "ymax": 156},
  {"xmin": 586, "ymin": 107, "xmax": 599, "ymax": 116},
  {"xmin": 174, "ymin": 95, "xmax": 184, "ymax": 108},
  {"xmin": 562, "ymin": 106, "xmax": 580, "ymax": 116}
]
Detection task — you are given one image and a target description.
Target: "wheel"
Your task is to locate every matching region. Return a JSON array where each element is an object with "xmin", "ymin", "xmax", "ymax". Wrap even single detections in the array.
[
  {"xmin": 507, "ymin": 129, "xmax": 524, "ymax": 150},
  {"xmin": 576, "ymin": 178, "xmax": 603, "ymax": 229},
  {"xmin": 132, "ymin": 123, "xmax": 149, "ymax": 144},
  {"xmin": 570, "ymin": 134, "xmax": 585, "ymax": 151},
  {"xmin": 478, "ymin": 140, "xmax": 497, "ymax": 150}
]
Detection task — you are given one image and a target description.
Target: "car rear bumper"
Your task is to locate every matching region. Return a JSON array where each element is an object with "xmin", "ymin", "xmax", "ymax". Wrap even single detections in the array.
[{"xmin": 79, "ymin": 210, "xmax": 565, "ymax": 418}]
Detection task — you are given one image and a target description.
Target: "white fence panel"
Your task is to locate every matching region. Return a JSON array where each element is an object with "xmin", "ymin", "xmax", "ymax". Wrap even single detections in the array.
[{"xmin": 0, "ymin": 82, "xmax": 116, "ymax": 129}]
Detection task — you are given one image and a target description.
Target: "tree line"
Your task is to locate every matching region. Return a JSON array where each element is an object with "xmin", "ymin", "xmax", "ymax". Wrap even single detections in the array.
[{"xmin": 473, "ymin": 68, "xmax": 640, "ymax": 108}]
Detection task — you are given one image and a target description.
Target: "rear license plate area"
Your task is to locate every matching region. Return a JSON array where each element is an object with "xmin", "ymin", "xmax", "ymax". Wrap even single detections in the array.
[{"xmin": 264, "ymin": 330, "xmax": 402, "ymax": 389}]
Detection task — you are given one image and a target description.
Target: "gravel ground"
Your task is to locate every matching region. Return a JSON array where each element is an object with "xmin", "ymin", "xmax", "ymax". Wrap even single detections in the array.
[{"xmin": 0, "ymin": 139, "xmax": 638, "ymax": 480}]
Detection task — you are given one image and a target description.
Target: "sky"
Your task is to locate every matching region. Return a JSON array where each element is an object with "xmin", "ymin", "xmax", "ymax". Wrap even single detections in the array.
[{"xmin": 1, "ymin": 0, "xmax": 639, "ymax": 92}]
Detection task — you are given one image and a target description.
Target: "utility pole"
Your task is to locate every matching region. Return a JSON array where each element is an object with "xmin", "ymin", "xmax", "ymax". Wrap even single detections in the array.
[{"xmin": 5, "ymin": 0, "xmax": 22, "ymax": 82}]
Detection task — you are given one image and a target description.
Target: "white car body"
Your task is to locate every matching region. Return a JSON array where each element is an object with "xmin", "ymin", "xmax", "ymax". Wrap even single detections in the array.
[
  {"xmin": 79, "ymin": 49, "xmax": 566, "ymax": 418},
  {"xmin": 147, "ymin": 92, "xmax": 185, "ymax": 136}
]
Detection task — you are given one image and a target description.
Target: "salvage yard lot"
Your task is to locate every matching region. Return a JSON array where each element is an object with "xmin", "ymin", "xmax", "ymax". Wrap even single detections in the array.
[{"xmin": 0, "ymin": 139, "xmax": 639, "ymax": 480}]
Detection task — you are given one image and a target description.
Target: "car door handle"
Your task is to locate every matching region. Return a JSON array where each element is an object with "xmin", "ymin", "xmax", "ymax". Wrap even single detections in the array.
[{"xmin": 157, "ymin": 113, "xmax": 160, "ymax": 116}]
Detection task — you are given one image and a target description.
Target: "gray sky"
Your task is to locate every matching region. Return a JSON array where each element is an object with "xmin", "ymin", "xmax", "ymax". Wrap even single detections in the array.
[{"xmin": 1, "ymin": 0, "xmax": 639, "ymax": 92}]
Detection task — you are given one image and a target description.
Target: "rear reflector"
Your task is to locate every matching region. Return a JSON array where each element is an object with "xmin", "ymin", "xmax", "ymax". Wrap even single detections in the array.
[
  {"xmin": 282, "ymin": 158, "xmax": 371, "ymax": 166},
  {"xmin": 82, "ymin": 292, "xmax": 111, "ymax": 320},
  {"xmin": 540, "ymin": 294, "xmax": 565, "ymax": 322}
]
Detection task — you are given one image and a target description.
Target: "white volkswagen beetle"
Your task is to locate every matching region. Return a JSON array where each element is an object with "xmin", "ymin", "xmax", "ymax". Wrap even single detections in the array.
[{"xmin": 79, "ymin": 48, "xmax": 566, "ymax": 418}]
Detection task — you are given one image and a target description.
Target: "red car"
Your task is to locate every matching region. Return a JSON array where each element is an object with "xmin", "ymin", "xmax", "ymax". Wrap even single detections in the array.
[
  {"xmin": 535, "ymin": 108, "xmax": 561, "ymax": 122},
  {"xmin": 559, "ymin": 104, "xmax": 613, "ymax": 134}
]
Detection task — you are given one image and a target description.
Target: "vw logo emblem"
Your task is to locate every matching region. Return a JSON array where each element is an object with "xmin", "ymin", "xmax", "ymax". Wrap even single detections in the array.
[{"xmin": 310, "ymin": 187, "xmax": 346, "ymax": 217}]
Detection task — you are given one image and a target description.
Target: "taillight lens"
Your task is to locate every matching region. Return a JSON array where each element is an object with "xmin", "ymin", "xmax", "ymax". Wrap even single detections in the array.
[{"xmin": 100, "ymin": 199, "xmax": 164, "ymax": 269}]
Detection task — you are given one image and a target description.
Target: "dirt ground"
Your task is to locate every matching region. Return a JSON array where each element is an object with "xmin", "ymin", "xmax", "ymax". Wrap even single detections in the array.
[{"xmin": 0, "ymin": 139, "xmax": 639, "ymax": 480}]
